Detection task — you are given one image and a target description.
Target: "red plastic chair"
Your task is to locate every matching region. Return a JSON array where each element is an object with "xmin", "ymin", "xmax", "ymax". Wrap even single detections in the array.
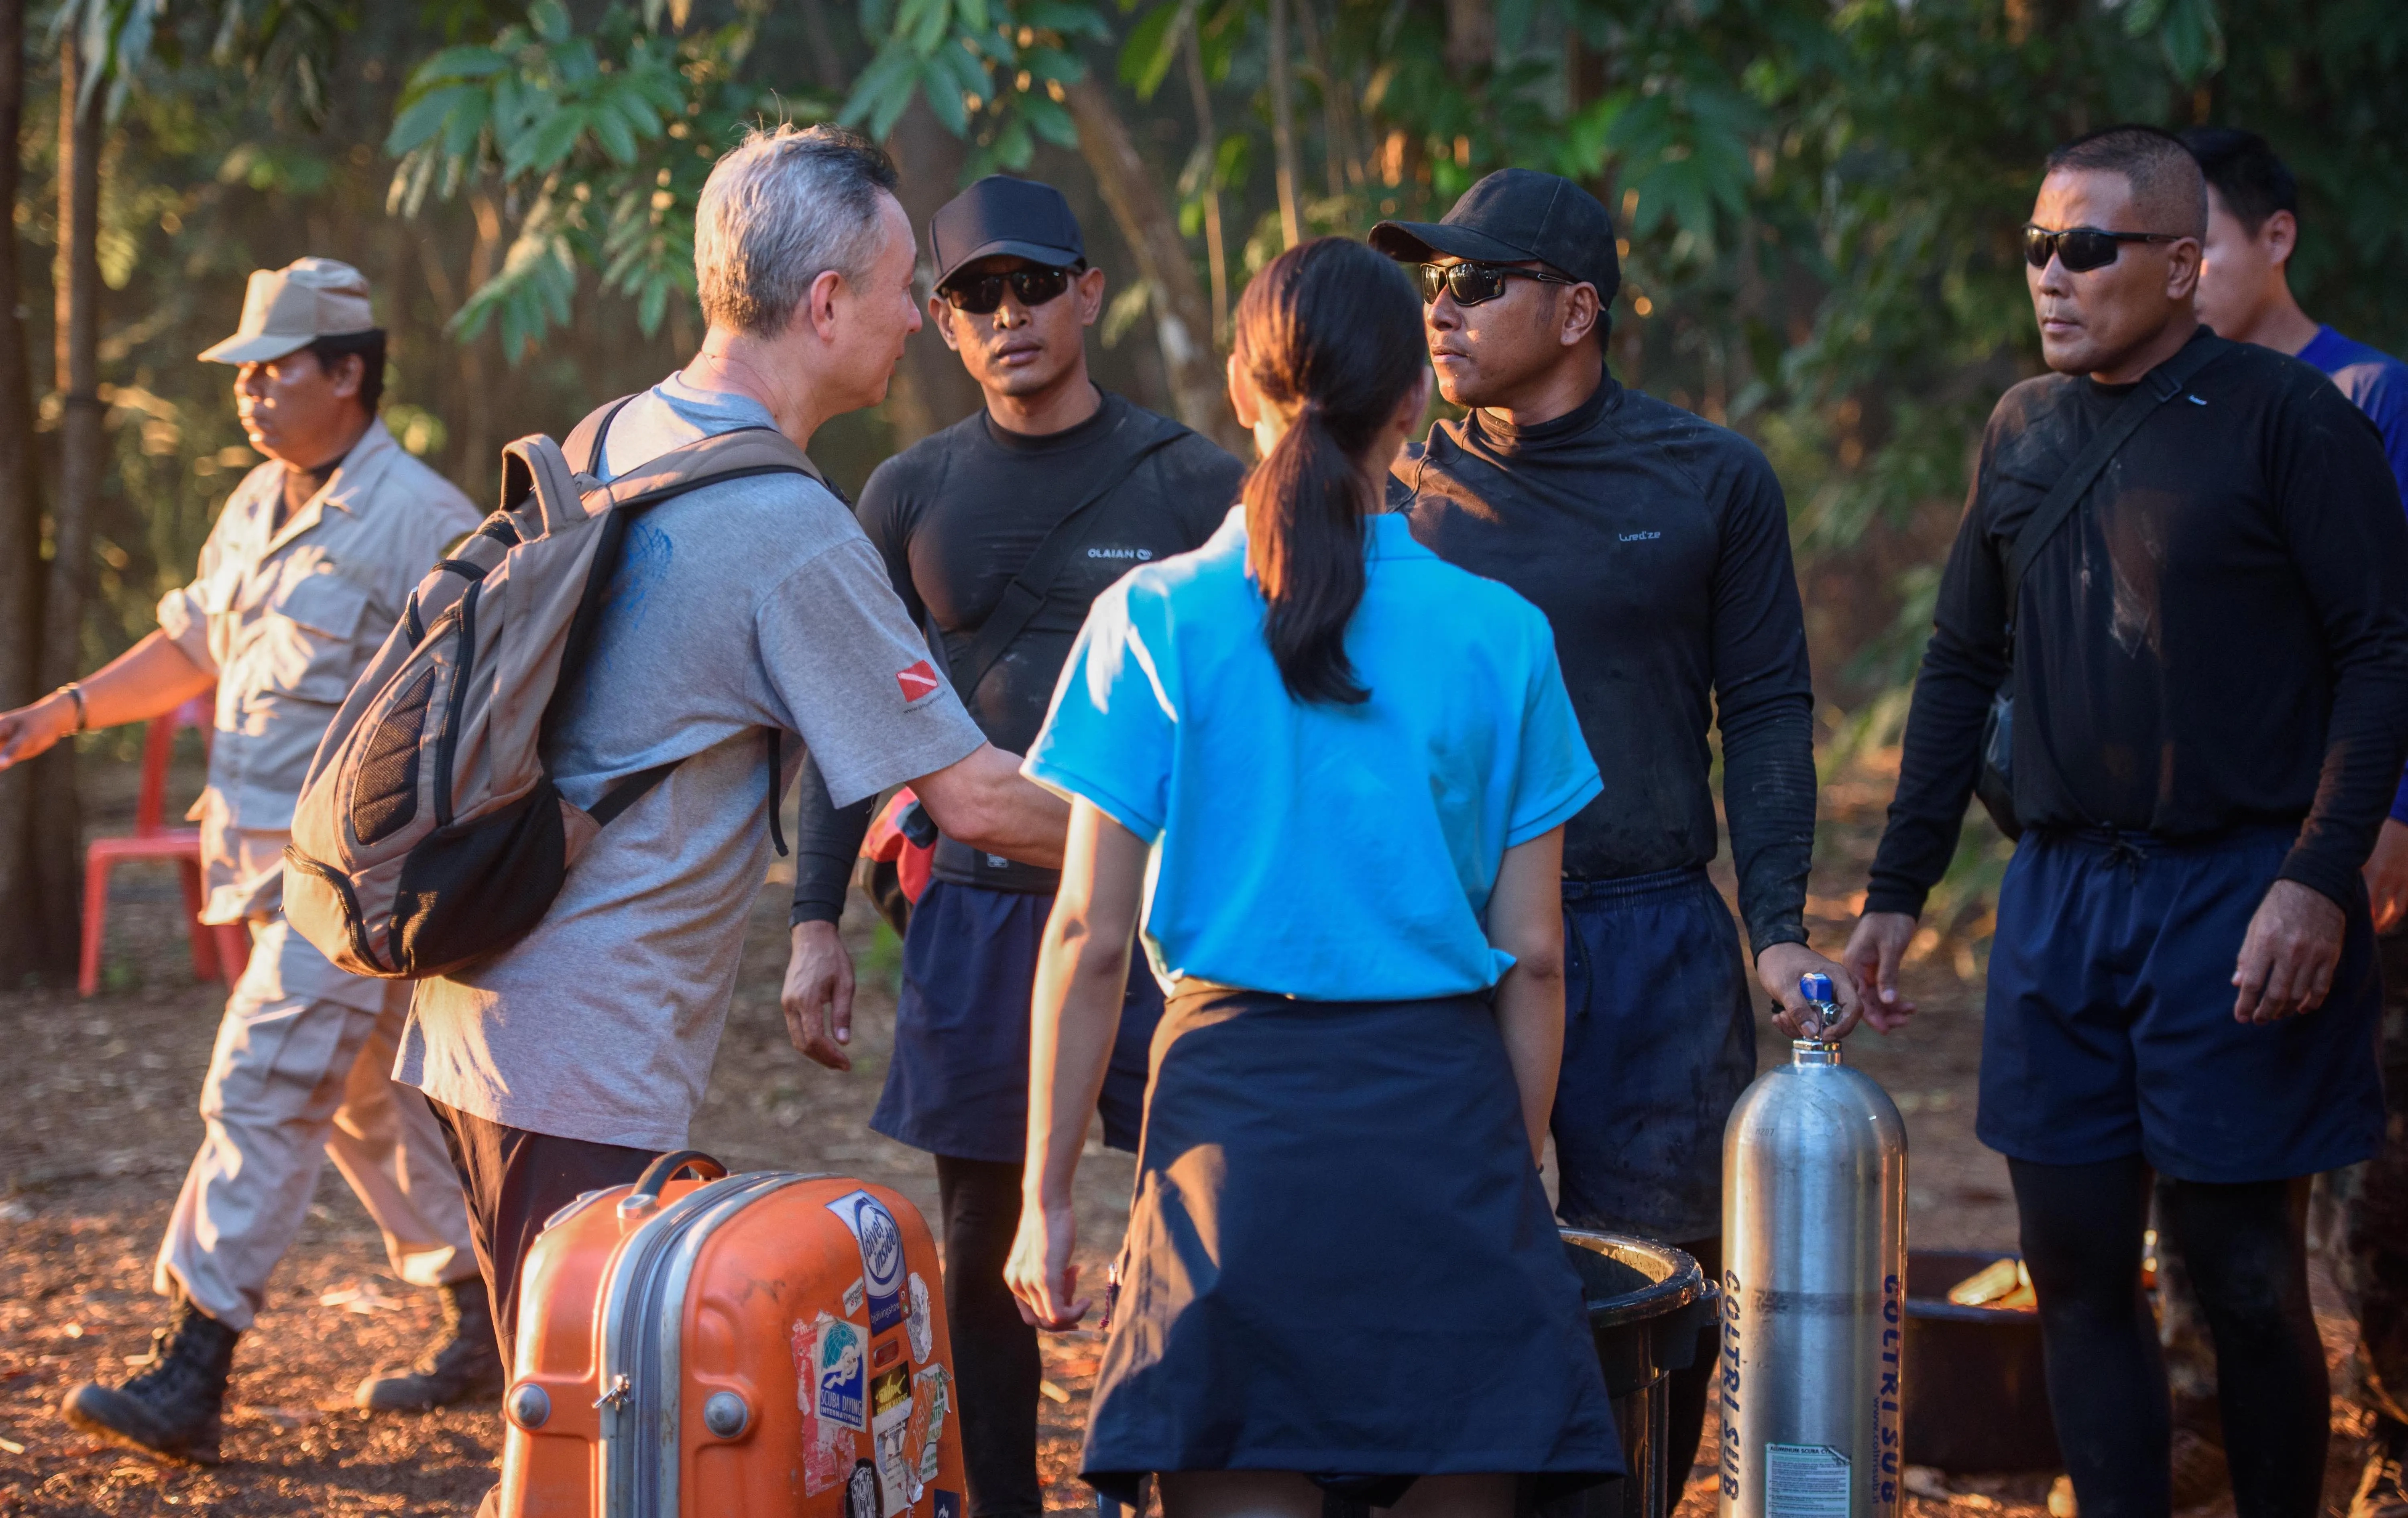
[{"xmin": 78, "ymin": 692, "xmax": 246, "ymax": 996}]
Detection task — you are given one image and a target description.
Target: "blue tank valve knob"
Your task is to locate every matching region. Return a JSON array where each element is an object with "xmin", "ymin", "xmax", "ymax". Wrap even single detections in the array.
[{"xmin": 1799, "ymin": 972, "xmax": 1834, "ymax": 1004}]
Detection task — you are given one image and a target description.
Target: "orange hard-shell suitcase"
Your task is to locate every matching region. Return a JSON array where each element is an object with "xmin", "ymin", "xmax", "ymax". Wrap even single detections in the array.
[{"xmin": 498, "ymin": 1151, "xmax": 965, "ymax": 1518}]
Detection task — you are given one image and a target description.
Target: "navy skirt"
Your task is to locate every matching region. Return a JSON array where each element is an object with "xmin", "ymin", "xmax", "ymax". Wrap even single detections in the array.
[
  {"xmin": 1081, "ymin": 984, "xmax": 1622, "ymax": 1500},
  {"xmin": 873, "ymin": 879, "xmax": 1162, "ymax": 1163}
]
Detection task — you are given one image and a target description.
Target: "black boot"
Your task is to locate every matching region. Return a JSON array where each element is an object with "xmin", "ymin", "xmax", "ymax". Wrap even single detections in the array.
[
  {"xmin": 58, "ymin": 1298, "xmax": 238, "ymax": 1464},
  {"xmin": 354, "ymin": 1278, "xmax": 505, "ymax": 1412}
]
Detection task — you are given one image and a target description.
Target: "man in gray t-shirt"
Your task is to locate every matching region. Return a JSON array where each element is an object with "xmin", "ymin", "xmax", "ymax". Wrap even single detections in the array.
[{"xmin": 395, "ymin": 127, "xmax": 1070, "ymax": 1415}]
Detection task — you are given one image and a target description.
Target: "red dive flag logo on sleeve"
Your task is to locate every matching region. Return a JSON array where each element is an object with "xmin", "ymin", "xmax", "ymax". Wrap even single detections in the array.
[{"xmin": 897, "ymin": 661, "xmax": 941, "ymax": 704}]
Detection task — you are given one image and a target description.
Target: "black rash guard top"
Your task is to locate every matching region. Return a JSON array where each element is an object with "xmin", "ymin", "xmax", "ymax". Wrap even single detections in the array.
[
  {"xmin": 791, "ymin": 389, "xmax": 1245, "ymax": 920},
  {"xmin": 1867, "ymin": 331, "xmax": 2408, "ymax": 917},
  {"xmin": 1390, "ymin": 375, "xmax": 1818, "ymax": 958}
]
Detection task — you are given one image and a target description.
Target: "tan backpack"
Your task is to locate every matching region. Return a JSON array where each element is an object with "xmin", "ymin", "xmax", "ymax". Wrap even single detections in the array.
[{"xmin": 282, "ymin": 397, "xmax": 822, "ymax": 979}]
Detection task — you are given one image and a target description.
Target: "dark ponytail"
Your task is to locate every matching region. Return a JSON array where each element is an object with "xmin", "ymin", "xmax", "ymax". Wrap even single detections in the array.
[{"xmin": 1233, "ymin": 237, "xmax": 1425, "ymax": 705}]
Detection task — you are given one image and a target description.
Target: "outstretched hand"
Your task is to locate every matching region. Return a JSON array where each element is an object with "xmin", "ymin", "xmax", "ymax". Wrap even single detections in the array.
[
  {"xmin": 1004, "ymin": 1197, "xmax": 1090, "ymax": 1332},
  {"xmin": 0, "ymin": 696, "xmax": 73, "ymax": 773},
  {"xmin": 1840, "ymin": 911, "xmax": 1922, "ymax": 1034}
]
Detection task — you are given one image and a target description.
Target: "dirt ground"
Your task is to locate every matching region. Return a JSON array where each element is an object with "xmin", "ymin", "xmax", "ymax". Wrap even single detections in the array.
[{"xmin": 0, "ymin": 753, "xmax": 2377, "ymax": 1515}]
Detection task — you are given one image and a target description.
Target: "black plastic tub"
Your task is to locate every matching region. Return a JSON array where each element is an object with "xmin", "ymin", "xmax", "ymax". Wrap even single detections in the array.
[
  {"xmin": 1548, "ymin": 1230, "xmax": 1721, "ymax": 1518},
  {"xmin": 1904, "ymin": 1249, "xmax": 2060, "ymax": 1473}
]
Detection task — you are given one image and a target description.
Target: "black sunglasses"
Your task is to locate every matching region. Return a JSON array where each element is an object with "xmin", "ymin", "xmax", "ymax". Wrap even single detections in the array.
[
  {"xmin": 1414, "ymin": 260, "xmax": 1575, "ymax": 307},
  {"xmin": 938, "ymin": 264, "xmax": 1077, "ymax": 315},
  {"xmin": 2023, "ymin": 224, "xmax": 2184, "ymax": 274}
]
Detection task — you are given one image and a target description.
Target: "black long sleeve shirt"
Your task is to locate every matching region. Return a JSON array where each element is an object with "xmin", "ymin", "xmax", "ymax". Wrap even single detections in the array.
[
  {"xmin": 1389, "ymin": 376, "xmax": 1818, "ymax": 957},
  {"xmin": 790, "ymin": 391, "xmax": 1244, "ymax": 922},
  {"xmin": 1866, "ymin": 331, "xmax": 2408, "ymax": 916}
]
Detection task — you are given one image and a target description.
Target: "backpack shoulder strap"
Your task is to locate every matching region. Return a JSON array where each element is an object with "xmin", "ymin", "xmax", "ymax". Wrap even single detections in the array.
[
  {"xmin": 585, "ymin": 425, "xmax": 828, "ymax": 515},
  {"xmin": 562, "ymin": 393, "xmax": 643, "ymax": 478},
  {"xmin": 945, "ymin": 414, "xmax": 1191, "ymax": 704},
  {"xmin": 2003, "ymin": 333, "xmax": 2233, "ymax": 608}
]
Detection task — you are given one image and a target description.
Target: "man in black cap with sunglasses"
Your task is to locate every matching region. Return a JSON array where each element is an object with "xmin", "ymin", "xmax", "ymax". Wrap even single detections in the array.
[
  {"xmin": 783, "ymin": 174, "xmax": 1243, "ymax": 1518},
  {"xmin": 1842, "ymin": 125, "xmax": 2408, "ymax": 1518},
  {"xmin": 1372, "ymin": 169, "xmax": 1851, "ymax": 1506}
]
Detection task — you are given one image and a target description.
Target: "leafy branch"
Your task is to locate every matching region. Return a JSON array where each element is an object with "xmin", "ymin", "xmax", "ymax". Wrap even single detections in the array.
[{"xmin": 385, "ymin": 0, "xmax": 804, "ymax": 358}]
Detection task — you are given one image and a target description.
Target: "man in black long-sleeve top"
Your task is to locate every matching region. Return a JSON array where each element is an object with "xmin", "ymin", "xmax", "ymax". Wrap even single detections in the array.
[
  {"xmin": 1373, "ymin": 170, "xmax": 1862, "ymax": 1504},
  {"xmin": 1844, "ymin": 128, "xmax": 2408, "ymax": 1518},
  {"xmin": 780, "ymin": 176, "xmax": 1242, "ymax": 1518}
]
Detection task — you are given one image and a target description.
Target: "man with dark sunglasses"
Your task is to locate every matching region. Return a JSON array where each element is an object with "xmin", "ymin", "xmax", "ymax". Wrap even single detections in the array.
[
  {"xmin": 2181, "ymin": 124, "xmax": 2408, "ymax": 1518},
  {"xmin": 1373, "ymin": 168, "xmax": 1853, "ymax": 1509},
  {"xmin": 1844, "ymin": 125, "xmax": 2408, "ymax": 1518},
  {"xmin": 782, "ymin": 174, "xmax": 1243, "ymax": 1518}
]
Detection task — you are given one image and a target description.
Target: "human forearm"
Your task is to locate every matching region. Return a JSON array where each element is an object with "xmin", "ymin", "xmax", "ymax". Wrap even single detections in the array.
[
  {"xmin": 0, "ymin": 631, "xmax": 212, "ymax": 772},
  {"xmin": 1023, "ymin": 804, "xmax": 1147, "ymax": 1207},
  {"xmin": 790, "ymin": 751, "xmax": 874, "ymax": 926},
  {"xmin": 913, "ymin": 743, "xmax": 1071, "ymax": 869},
  {"xmin": 1720, "ymin": 689, "xmax": 1816, "ymax": 955},
  {"xmin": 1865, "ymin": 633, "xmax": 2001, "ymax": 916},
  {"xmin": 1024, "ymin": 913, "xmax": 1128, "ymax": 1208},
  {"xmin": 1487, "ymin": 828, "xmax": 1567, "ymax": 1164},
  {"xmin": 2280, "ymin": 677, "xmax": 2408, "ymax": 907}
]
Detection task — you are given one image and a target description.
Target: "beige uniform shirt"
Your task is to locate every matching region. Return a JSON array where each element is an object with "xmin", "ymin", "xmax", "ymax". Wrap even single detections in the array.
[{"xmin": 157, "ymin": 418, "xmax": 479, "ymax": 923}]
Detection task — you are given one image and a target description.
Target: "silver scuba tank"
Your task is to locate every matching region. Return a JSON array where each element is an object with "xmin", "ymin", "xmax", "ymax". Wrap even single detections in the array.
[{"xmin": 1718, "ymin": 972, "xmax": 1908, "ymax": 1518}]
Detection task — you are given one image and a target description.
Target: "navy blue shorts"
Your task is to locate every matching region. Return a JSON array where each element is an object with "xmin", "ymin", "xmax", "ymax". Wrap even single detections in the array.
[
  {"xmin": 1979, "ymin": 827, "xmax": 2384, "ymax": 1182},
  {"xmin": 1551, "ymin": 866, "xmax": 1757, "ymax": 1242},
  {"xmin": 871, "ymin": 879, "xmax": 1162, "ymax": 1164}
]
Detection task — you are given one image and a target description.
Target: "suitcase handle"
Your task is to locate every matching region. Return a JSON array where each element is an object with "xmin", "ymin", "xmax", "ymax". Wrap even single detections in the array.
[{"xmin": 619, "ymin": 1149, "xmax": 729, "ymax": 1219}]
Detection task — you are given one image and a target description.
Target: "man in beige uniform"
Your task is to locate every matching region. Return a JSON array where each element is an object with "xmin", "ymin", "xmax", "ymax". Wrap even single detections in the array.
[{"xmin": 0, "ymin": 260, "xmax": 493, "ymax": 1464}]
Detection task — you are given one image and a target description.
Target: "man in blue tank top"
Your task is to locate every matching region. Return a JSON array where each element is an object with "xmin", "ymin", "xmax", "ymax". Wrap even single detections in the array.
[
  {"xmin": 1372, "ymin": 170, "xmax": 1867, "ymax": 1508},
  {"xmin": 2184, "ymin": 124, "xmax": 2408, "ymax": 1518}
]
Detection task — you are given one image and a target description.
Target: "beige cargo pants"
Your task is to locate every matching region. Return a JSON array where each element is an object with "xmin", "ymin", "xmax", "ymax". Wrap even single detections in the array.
[{"xmin": 153, "ymin": 832, "xmax": 477, "ymax": 1332}]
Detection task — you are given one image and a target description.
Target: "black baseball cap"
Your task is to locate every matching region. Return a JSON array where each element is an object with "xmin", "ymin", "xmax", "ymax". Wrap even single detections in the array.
[
  {"xmin": 1369, "ymin": 168, "xmax": 1619, "ymax": 297},
  {"xmin": 928, "ymin": 176, "xmax": 1086, "ymax": 291}
]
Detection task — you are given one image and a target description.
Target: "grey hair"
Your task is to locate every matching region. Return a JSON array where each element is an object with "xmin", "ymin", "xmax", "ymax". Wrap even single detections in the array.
[{"xmin": 695, "ymin": 123, "xmax": 902, "ymax": 336}]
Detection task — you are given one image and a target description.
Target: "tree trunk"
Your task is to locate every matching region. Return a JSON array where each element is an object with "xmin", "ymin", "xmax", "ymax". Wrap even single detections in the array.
[
  {"xmin": 885, "ymin": 97, "xmax": 981, "ymax": 446},
  {"xmin": 1265, "ymin": 0, "xmax": 1302, "ymax": 247},
  {"xmin": 1180, "ymin": 14, "xmax": 1229, "ymax": 345},
  {"xmin": 1443, "ymin": 0, "xmax": 1494, "ymax": 77},
  {"xmin": 1063, "ymin": 74, "xmax": 1244, "ymax": 454},
  {"xmin": 0, "ymin": 0, "xmax": 64, "ymax": 978},
  {"xmin": 451, "ymin": 189, "xmax": 503, "ymax": 490},
  {"xmin": 33, "ymin": 30, "xmax": 105, "ymax": 972},
  {"xmin": 1293, "ymin": 0, "xmax": 1351, "ymax": 199}
]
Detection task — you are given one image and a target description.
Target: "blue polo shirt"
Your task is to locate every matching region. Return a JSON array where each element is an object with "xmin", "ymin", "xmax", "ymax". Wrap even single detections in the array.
[
  {"xmin": 2300, "ymin": 326, "xmax": 2408, "ymax": 823},
  {"xmin": 1025, "ymin": 507, "xmax": 1602, "ymax": 1002}
]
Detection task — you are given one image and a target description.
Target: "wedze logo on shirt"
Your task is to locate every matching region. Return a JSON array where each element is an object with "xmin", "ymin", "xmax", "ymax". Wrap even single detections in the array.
[{"xmin": 897, "ymin": 661, "xmax": 941, "ymax": 704}]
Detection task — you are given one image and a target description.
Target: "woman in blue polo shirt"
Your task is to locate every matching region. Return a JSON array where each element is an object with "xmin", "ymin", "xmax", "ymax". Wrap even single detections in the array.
[{"xmin": 1003, "ymin": 237, "xmax": 1618, "ymax": 1518}]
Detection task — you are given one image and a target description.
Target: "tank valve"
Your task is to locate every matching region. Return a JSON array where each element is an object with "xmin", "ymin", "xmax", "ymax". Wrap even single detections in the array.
[{"xmin": 1798, "ymin": 971, "xmax": 1841, "ymax": 1043}]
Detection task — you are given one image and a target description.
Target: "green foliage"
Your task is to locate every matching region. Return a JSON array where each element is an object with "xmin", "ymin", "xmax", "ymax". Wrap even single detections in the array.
[
  {"xmin": 384, "ymin": 1, "xmax": 818, "ymax": 358},
  {"xmin": 56, "ymin": 0, "xmax": 354, "ymax": 123},
  {"xmin": 842, "ymin": 0, "xmax": 1104, "ymax": 173}
]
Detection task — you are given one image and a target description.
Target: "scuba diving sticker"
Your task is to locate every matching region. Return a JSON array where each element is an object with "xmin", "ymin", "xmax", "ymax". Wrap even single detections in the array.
[
  {"xmin": 816, "ymin": 1316, "xmax": 868, "ymax": 1431},
  {"xmin": 827, "ymin": 1189, "xmax": 908, "ymax": 1334}
]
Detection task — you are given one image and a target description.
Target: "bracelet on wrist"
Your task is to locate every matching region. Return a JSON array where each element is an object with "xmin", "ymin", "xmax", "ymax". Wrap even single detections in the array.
[{"xmin": 59, "ymin": 682, "xmax": 85, "ymax": 734}]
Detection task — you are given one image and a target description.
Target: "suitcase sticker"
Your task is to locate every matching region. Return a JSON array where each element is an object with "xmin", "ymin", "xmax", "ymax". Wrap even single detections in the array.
[
  {"xmin": 826, "ymin": 1189, "xmax": 909, "ymax": 1335},
  {"xmin": 495, "ymin": 1154, "xmax": 965, "ymax": 1517}
]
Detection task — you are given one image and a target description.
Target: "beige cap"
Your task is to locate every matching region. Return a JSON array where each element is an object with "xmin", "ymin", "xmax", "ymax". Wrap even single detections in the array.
[{"xmin": 198, "ymin": 257, "xmax": 376, "ymax": 364}]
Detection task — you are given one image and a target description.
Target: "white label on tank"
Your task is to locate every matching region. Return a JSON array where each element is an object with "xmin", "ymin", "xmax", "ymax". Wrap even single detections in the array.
[{"xmin": 1765, "ymin": 1443, "xmax": 1852, "ymax": 1518}]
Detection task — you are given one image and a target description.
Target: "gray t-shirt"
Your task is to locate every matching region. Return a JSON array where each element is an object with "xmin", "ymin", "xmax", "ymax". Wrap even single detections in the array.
[{"xmin": 397, "ymin": 374, "xmax": 984, "ymax": 1147}]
